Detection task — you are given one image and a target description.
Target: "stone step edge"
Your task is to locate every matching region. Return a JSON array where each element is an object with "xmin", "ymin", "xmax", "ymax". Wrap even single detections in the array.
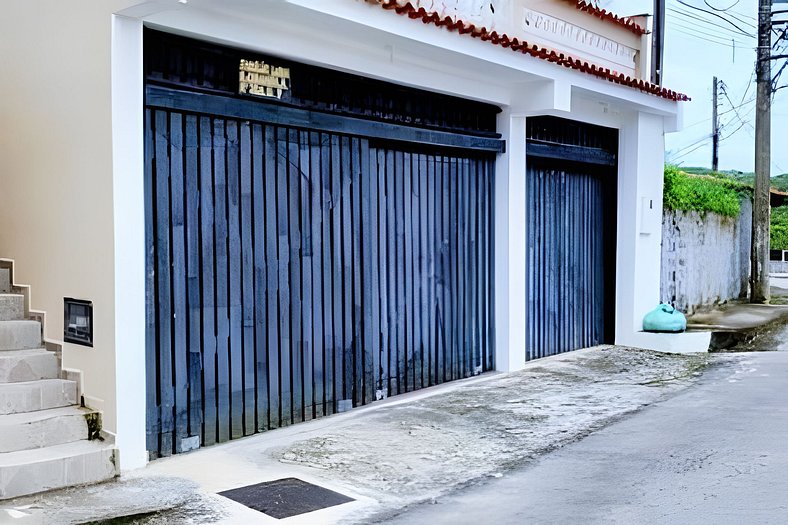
[
  {"xmin": 0, "ymin": 379, "xmax": 77, "ymax": 415},
  {"xmin": 0, "ymin": 405, "xmax": 96, "ymax": 427},
  {"xmin": 0, "ymin": 440, "xmax": 119, "ymax": 500}
]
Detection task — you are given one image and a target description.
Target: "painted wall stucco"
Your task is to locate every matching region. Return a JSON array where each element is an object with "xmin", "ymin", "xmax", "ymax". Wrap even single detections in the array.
[
  {"xmin": 0, "ymin": 0, "xmax": 680, "ymax": 469},
  {"xmin": 661, "ymin": 200, "xmax": 752, "ymax": 315},
  {"xmin": 0, "ymin": 1, "xmax": 137, "ymax": 433},
  {"xmin": 772, "ymin": 261, "xmax": 788, "ymax": 273}
]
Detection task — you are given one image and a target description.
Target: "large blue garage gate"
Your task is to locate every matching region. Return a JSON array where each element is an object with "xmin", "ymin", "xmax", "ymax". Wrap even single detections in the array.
[{"xmin": 143, "ymin": 30, "xmax": 500, "ymax": 458}]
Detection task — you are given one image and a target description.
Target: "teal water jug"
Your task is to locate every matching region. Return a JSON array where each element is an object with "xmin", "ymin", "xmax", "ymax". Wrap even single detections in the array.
[{"xmin": 643, "ymin": 303, "xmax": 687, "ymax": 333}]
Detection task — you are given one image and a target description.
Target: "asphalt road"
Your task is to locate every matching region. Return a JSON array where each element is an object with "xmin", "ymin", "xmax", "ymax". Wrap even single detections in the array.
[{"xmin": 379, "ymin": 352, "xmax": 788, "ymax": 525}]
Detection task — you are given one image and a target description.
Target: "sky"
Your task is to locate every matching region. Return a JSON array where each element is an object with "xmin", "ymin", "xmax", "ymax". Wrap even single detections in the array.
[{"xmin": 601, "ymin": 0, "xmax": 788, "ymax": 175}]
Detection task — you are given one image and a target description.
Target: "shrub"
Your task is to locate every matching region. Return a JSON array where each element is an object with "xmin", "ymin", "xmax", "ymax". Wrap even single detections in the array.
[
  {"xmin": 772, "ymin": 206, "xmax": 788, "ymax": 250},
  {"xmin": 663, "ymin": 165, "xmax": 745, "ymax": 218}
]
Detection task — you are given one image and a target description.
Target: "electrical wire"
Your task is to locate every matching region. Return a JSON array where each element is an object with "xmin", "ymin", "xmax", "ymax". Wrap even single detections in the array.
[
  {"xmin": 720, "ymin": 82, "xmax": 753, "ymax": 128},
  {"xmin": 667, "ymin": 17, "xmax": 754, "ymax": 46},
  {"xmin": 670, "ymin": 134, "xmax": 714, "ymax": 159},
  {"xmin": 673, "ymin": 0, "xmax": 755, "ymax": 36},
  {"xmin": 719, "ymin": 97, "xmax": 755, "ymax": 116},
  {"xmin": 667, "ymin": 6, "xmax": 755, "ymax": 39},
  {"xmin": 720, "ymin": 119, "xmax": 749, "ymax": 140},
  {"xmin": 739, "ymin": 71, "xmax": 755, "ymax": 105},
  {"xmin": 703, "ymin": 0, "xmax": 758, "ymax": 30},
  {"xmin": 669, "ymin": 141, "xmax": 709, "ymax": 162}
]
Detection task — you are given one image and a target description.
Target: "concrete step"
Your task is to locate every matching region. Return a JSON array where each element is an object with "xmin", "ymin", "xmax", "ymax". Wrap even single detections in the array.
[
  {"xmin": 0, "ymin": 321, "xmax": 41, "ymax": 351},
  {"xmin": 0, "ymin": 349, "xmax": 59, "ymax": 384},
  {"xmin": 0, "ymin": 440, "xmax": 118, "ymax": 500},
  {"xmin": 0, "ymin": 406, "xmax": 98, "ymax": 453},
  {"xmin": 0, "ymin": 269, "xmax": 9, "ymax": 294},
  {"xmin": 0, "ymin": 379, "xmax": 77, "ymax": 415},
  {"xmin": 0, "ymin": 295, "xmax": 24, "ymax": 322}
]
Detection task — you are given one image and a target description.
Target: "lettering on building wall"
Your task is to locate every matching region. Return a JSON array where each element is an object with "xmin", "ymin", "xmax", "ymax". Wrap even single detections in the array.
[
  {"xmin": 383, "ymin": 0, "xmax": 641, "ymax": 77},
  {"xmin": 522, "ymin": 8, "xmax": 637, "ymax": 68},
  {"xmin": 239, "ymin": 59, "xmax": 291, "ymax": 99}
]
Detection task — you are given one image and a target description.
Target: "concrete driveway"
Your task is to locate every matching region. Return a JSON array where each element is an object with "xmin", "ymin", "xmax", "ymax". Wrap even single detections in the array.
[
  {"xmin": 0, "ymin": 346, "xmax": 710, "ymax": 524},
  {"xmin": 380, "ymin": 352, "xmax": 788, "ymax": 525}
]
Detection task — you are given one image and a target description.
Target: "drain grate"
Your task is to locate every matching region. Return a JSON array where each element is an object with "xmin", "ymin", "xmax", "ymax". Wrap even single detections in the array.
[{"xmin": 218, "ymin": 478, "xmax": 354, "ymax": 519}]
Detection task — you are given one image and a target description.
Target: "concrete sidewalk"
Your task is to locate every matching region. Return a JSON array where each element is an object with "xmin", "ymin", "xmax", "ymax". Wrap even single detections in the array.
[
  {"xmin": 686, "ymin": 299, "xmax": 788, "ymax": 351},
  {"xmin": 687, "ymin": 303, "xmax": 788, "ymax": 332},
  {"xmin": 772, "ymin": 275, "xmax": 788, "ymax": 305},
  {"xmin": 0, "ymin": 347, "xmax": 710, "ymax": 525},
  {"xmin": 380, "ymin": 352, "xmax": 788, "ymax": 525}
]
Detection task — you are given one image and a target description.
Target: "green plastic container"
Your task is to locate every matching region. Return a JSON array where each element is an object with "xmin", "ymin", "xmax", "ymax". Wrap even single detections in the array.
[{"xmin": 643, "ymin": 303, "xmax": 687, "ymax": 333}]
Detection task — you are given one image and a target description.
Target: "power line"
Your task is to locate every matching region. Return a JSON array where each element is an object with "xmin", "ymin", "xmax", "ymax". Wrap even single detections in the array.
[
  {"xmin": 702, "ymin": 0, "xmax": 757, "ymax": 22},
  {"xmin": 703, "ymin": 0, "xmax": 758, "ymax": 28},
  {"xmin": 667, "ymin": 17, "xmax": 755, "ymax": 46},
  {"xmin": 673, "ymin": 0, "xmax": 755, "ymax": 35},
  {"xmin": 739, "ymin": 71, "xmax": 755, "ymax": 104},
  {"xmin": 719, "ymin": 81, "xmax": 754, "ymax": 131},
  {"xmin": 667, "ymin": 6, "xmax": 756, "ymax": 38},
  {"xmin": 668, "ymin": 28, "xmax": 750, "ymax": 50},
  {"xmin": 669, "ymin": 141, "xmax": 710, "ymax": 162},
  {"xmin": 670, "ymin": 133, "xmax": 714, "ymax": 158},
  {"xmin": 719, "ymin": 96, "xmax": 756, "ymax": 116},
  {"xmin": 720, "ymin": 119, "xmax": 749, "ymax": 140}
]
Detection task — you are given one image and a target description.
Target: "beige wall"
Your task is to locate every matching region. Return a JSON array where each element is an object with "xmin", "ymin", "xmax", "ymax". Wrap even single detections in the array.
[{"xmin": 0, "ymin": 0, "xmax": 135, "ymax": 432}]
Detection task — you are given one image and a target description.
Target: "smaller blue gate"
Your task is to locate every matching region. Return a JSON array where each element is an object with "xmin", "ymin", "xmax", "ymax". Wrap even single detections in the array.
[{"xmin": 525, "ymin": 117, "xmax": 618, "ymax": 360}]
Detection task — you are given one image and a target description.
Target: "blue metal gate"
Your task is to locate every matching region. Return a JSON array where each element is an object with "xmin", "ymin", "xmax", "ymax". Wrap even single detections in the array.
[
  {"xmin": 143, "ymin": 30, "xmax": 500, "ymax": 458},
  {"xmin": 525, "ymin": 117, "xmax": 618, "ymax": 360}
]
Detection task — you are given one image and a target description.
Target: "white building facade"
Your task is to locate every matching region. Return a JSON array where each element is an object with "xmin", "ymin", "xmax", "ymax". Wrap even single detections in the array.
[{"xmin": 0, "ymin": 0, "xmax": 687, "ymax": 474}]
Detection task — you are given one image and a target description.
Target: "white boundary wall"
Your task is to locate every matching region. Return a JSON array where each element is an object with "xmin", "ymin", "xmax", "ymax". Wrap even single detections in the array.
[{"xmin": 661, "ymin": 200, "xmax": 752, "ymax": 315}]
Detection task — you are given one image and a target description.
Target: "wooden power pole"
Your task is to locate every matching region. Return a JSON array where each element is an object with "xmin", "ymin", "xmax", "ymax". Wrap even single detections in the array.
[
  {"xmin": 712, "ymin": 77, "xmax": 719, "ymax": 172},
  {"xmin": 752, "ymin": 0, "xmax": 772, "ymax": 303}
]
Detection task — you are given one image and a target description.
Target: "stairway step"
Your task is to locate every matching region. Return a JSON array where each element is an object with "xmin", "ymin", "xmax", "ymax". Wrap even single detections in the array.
[
  {"xmin": 0, "ymin": 440, "xmax": 118, "ymax": 500},
  {"xmin": 0, "ymin": 321, "xmax": 41, "ymax": 351},
  {"xmin": 0, "ymin": 295, "xmax": 23, "ymax": 322},
  {"xmin": 0, "ymin": 379, "xmax": 77, "ymax": 415},
  {"xmin": 0, "ymin": 350, "xmax": 59, "ymax": 384},
  {"xmin": 0, "ymin": 406, "xmax": 99, "ymax": 453}
]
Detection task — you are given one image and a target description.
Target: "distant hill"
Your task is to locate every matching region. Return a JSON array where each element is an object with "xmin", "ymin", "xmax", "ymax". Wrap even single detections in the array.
[{"xmin": 679, "ymin": 167, "xmax": 788, "ymax": 193}]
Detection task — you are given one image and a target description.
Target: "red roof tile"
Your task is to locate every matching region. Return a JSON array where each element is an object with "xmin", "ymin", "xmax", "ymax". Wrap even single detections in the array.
[
  {"xmin": 570, "ymin": 0, "xmax": 648, "ymax": 36},
  {"xmin": 371, "ymin": 0, "xmax": 688, "ymax": 102}
]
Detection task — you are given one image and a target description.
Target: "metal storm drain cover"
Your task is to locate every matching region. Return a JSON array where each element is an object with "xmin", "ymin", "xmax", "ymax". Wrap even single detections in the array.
[{"xmin": 218, "ymin": 478, "xmax": 354, "ymax": 519}]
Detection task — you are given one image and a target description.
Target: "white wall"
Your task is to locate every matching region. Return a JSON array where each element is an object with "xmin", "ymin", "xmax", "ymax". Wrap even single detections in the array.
[
  {"xmin": 662, "ymin": 202, "xmax": 752, "ymax": 315},
  {"xmin": 110, "ymin": 14, "xmax": 147, "ymax": 471},
  {"xmin": 0, "ymin": 0, "xmax": 136, "ymax": 432},
  {"xmin": 494, "ymin": 112, "xmax": 527, "ymax": 371},
  {"xmin": 0, "ymin": 0, "xmax": 681, "ymax": 471},
  {"xmin": 615, "ymin": 111, "xmax": 668, "ymax": 346}
]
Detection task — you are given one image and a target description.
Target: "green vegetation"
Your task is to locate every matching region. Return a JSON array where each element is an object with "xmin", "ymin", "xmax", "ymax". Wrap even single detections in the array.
[
  {"xmin": 663, "ymin": 165, "xmax": 747, "ymax": 218},
  {"xmin": 665, "ymin": 166, "xmax": 788, "ymax": 247},
  {"xmin": 679, "ymin": 167, "xmax": 788, "ymax": 193},
  {"xmin": 772, "ymin": 206, "xmax": 788, "ymax": 251}
]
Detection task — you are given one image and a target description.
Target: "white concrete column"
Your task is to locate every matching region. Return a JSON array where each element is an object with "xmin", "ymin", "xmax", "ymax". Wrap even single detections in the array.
[
  {"xmin": 615, "ymin": 111, "xmax": 666, "ymax": 346},
  {"xmin": 494, "ymin": 112, "xmax": 528, "ymax": 372},
  {"xmin": 111, "ymin": 14, "xmax": 148, "ymax": 471}
]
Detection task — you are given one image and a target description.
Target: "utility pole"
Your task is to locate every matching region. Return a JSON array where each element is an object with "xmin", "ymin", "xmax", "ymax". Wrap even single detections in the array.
[
  {"xmin": 651, "ymin": 0, "xmax": 666, "ymax": 85},
  {"xmin": 712, "ymin": 76, "xmax": 719, "ymax": 172},
  {"xmin": 752, "ymin": 0, "xmax": 772, "ymax": 303}
]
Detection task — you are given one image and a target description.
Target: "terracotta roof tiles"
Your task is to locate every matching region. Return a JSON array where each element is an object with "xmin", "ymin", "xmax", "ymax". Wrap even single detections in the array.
[
  {"xmin": 570, "ymin": 0, "xmax": 648, "ymax": 36},
  {"xmin": 371, "ymin": 0, "xmax": 689, "ymax": 102}
]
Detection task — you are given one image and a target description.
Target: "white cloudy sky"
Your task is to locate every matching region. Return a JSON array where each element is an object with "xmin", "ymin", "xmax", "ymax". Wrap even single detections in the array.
[{"xmin": 601, "ymin": 0, "xmax": 788, "ymax": 174}]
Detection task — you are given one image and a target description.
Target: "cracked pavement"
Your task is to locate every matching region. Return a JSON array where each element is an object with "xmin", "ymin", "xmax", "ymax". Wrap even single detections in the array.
[
  {"xmin": 0, "ymin": 346, "xmax": 711, "ymax": 524},
  {"xmin": 380, "ymin": 352, "xmax": 788, "ymax": 525}
]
